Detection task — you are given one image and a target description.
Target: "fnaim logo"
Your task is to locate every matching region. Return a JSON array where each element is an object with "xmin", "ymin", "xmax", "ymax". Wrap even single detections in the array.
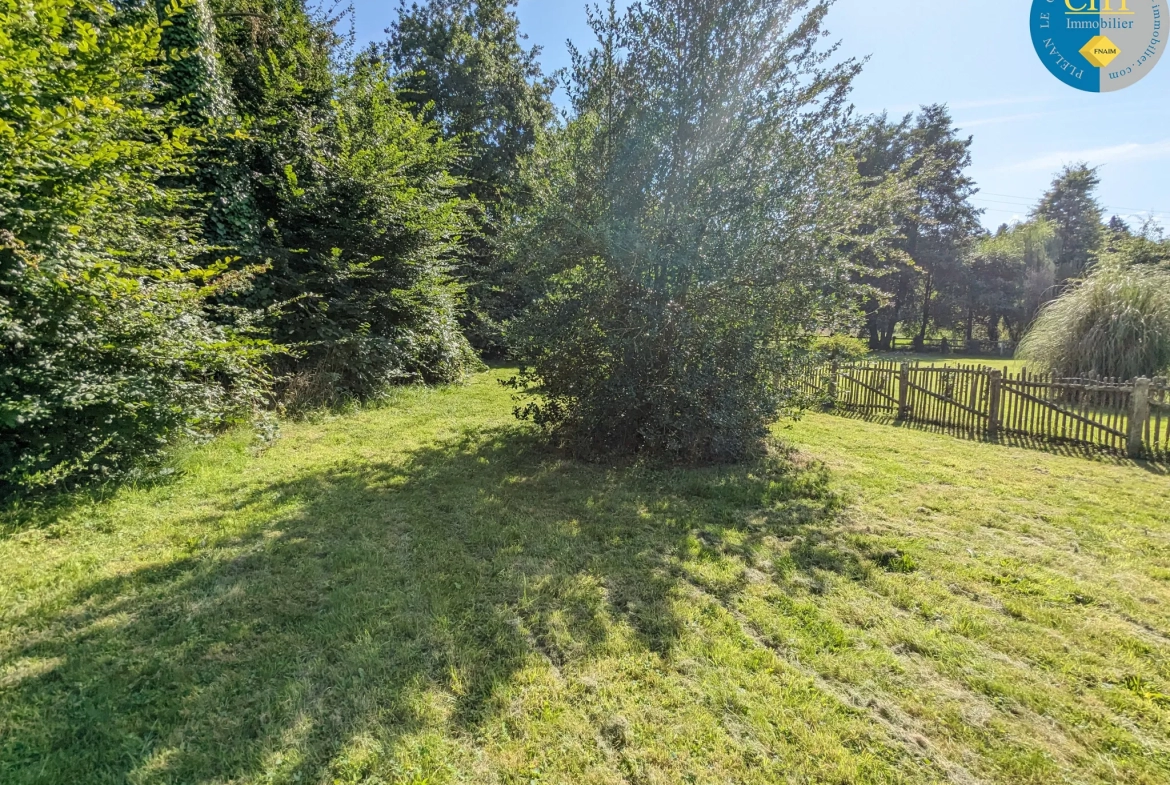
[{"xmin": 1031, "ymin": 0, "xmax": 1165, "ymax": 91}]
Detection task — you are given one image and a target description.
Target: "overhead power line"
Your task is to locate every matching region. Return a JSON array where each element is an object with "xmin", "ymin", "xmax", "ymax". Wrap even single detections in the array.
[{"xmin": 973, "ymin": 192, "xmax": 1170, "ymax": 215}]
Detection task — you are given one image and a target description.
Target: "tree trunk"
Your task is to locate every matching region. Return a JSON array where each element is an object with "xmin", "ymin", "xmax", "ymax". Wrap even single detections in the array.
[
  {"xmin": 882, "ymin": 273, "xmax": 910, "ymax": 350},
  {"xmin": 915, "ymin": 272, "xmax": 933, "ymax": 349},
  {"xmin": 866, "ymin": 311, "xmax": 881, "ymax": 350}
]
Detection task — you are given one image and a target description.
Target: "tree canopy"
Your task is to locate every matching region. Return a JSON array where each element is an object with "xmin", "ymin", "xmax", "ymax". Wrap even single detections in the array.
[
  {"xmin": 1034, "ymin": 164, "xmax": 1104, "ymax": 281},
  {"xmin": 505, "ymin": 0, "xmax": 868, "ymax": 461},
  {"xmin": 383, "ymin": 0, "xmax": 556, "ymax": 353}
]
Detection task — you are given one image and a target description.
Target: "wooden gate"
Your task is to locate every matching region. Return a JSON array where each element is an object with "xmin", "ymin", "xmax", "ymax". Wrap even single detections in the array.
[
  {"xmin": 997, "ymin": 372, "xmax": 1131, "ymax": 453},
  {"xmin": 903, "ymin": 365, "xmax": 990, "ymax": 432},
  {"xmin": 832, "ymin": 361, "xmax": 900, "ymax": 416}
]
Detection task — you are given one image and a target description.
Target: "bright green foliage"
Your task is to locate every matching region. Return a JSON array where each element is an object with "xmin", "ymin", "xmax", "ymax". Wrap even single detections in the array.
[
  {"xmin": 1018, "ymin": 258, "xmax": 1170, "ymax": 379},
  {"xmin": 1033, "ymin": 164, "xmax": 1104, "ymax": 282},
  {"xmin": 506, "ymin": 0, "xmax": 865, "ymax": 462},
  {"xmin": 385, "ymin": 0, "xmax": 556, "ymax": 353},
  {"xmin": 0, "ymin": 0, "xmax": 269, "ymax": 495},
  {"xmin": 209, "ymin": 0, "xmax": 340, "ymax": 110}
]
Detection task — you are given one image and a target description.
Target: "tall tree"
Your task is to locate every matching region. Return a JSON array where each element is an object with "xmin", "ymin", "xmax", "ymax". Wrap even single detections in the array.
[
  {"xmin": 904, "ymin": 105, "xmax": 982, "ymax": 347},
  {"xmin": 384, "ymin": 0, "xmax": 556, "ymax": 352},
  {"xmin": 1033, "ymin": 163, "xmax": 1104, "ymax": 281},
  {"xmin": 206, "ymin": 0, "xmax": 481, "ymax": 402},
  {"xmin": 961, "ymin": 219, "xmax": 1056, "ymax": 345},
  {"xmin": 851, "ymin": 113, "xmax": 916, "ymax": 350},
  {"xmin": 852, "ymin": 106, "xmax": 981, "ymax": 349},
  {"xmin": 506, "ymin": 0, "xmax": 867, "ymax": 461},
  {"xmin": 386, "ymin": 0, "xmax": 554, "ymax": 205}
]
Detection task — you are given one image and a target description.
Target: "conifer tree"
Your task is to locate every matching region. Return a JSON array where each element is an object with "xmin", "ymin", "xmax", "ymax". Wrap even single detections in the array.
[
  {"xmin": 1033, "ymin": 163, "xmax": 1104, "ymax": 281},
  {"xmin": 385, "ymin": 0, "xmax": 555, "ymax": 352}
]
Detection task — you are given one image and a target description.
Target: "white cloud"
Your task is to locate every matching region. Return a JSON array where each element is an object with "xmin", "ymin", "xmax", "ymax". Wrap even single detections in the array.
[{"xmin": 998, "ymin": 139, "xmax": 1170, "ymax": 173}]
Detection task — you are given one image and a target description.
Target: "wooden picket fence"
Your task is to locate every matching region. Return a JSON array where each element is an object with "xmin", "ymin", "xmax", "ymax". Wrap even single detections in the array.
[{"xmin": 797, "ymin": 360, "xmax": 1170, "ymax": 460}]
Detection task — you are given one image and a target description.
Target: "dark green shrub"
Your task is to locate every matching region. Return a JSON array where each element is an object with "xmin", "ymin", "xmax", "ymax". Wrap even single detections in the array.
[
  {"xmin": 505, "ymin": 0, "xmax": 864, "ymax": 462},
  {"xmin": 256, "ymin": 62, "xmax": 480, "ymax": 401},
  {"xmin": 207, "ymin": 4, "xmax": 480, "ymax": 403}
]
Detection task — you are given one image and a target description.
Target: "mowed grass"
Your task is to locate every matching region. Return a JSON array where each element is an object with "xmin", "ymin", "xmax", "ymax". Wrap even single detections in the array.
[
  {"xmin": 2, "ymin": 370, "xmax": 1169, "ymax": 784},
  {"xmin": 873, "ymin": 353, "xmax": 1028, "ymax": 374}
]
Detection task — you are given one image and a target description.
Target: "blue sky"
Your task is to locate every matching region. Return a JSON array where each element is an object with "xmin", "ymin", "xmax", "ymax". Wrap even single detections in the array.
[{"xmin": 348, "ymin": 0, "xmax": 1170, "ymax": 230}]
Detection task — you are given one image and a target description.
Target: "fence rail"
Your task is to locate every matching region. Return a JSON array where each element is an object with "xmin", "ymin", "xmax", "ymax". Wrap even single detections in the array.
[{"xmin": 799, "ymin": 361, "xmax": 1169, "ymax": 461}]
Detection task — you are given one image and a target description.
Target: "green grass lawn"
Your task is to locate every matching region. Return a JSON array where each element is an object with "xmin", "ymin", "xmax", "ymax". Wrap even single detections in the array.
[
  {"xmin": 2, "ymin": 370, "xmax": 1169, "ymax": 784},
  {"xmin": 872, "ymin": 353, "xmax": 1029, "ymax": 375}
]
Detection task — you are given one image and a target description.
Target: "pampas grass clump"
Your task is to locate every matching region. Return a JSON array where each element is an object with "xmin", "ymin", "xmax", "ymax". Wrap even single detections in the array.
[{"xmin": 1017, "ymin": 261, "xmax": 1170, "ymax": 380}]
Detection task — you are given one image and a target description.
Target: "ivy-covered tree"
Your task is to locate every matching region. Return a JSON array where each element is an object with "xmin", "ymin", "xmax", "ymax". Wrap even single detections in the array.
[
  {"xmin": 384, "ymin": 0, "xmax": 555, "ymax": 352},
  {"xmin": 146, "ymin": 0, "xmax": 263, "ymax": 251},
  {"xmin": 154, "ymin": 0, "xmax": 233, "ymax": 119},
  {"xmin": 0, "ymin": 0, "xmax": 268, "ymax": 495}
]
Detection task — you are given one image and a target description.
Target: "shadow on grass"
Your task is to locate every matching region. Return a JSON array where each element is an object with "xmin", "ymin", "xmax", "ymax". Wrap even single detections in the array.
[
  {"xmin": 0, "ymin": 427, "xmax": 874, "ymax": 784},
  {"xmin": 0, "ymin": 468, "xmax": 188, "ymax": 540},
  {"xmin": 826, "ymin": 408, "xmax": 1169, "ymax": 474}
]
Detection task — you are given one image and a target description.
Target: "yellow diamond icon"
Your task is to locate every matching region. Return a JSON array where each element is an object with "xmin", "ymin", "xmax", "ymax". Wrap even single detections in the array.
[{"xmin": 1080, "ymin": 35, "xmax": 1121, "ymax": 68}]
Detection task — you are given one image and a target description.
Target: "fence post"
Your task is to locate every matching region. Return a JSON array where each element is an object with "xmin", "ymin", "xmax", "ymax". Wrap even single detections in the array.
[
  {"xmin": 987, "ymin": 370, "xmax": 1002, "ymax": 440},
  {"xmin": 1128, "ymin": 377, "xmax": 1151, "ymax": 459},
  {"xmin": 826, "ymin": 358, "xmax": 839, "ymax": 409},
  {"xmin": 897, "ymin": 363, "xmax": 909, "ymax": 420}
]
